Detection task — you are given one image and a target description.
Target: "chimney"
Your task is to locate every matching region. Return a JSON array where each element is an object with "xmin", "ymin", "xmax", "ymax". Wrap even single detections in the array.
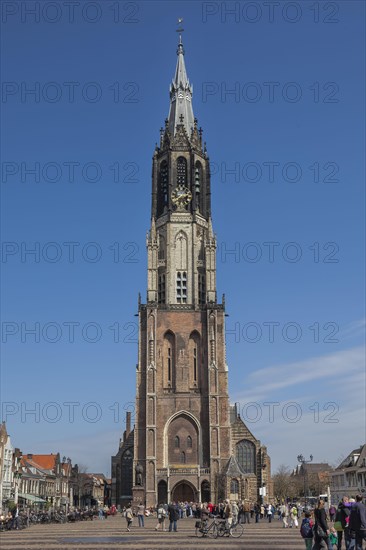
[{"xmin": 126, "ymin": 412, "xmax": 131, "ymax": 439}]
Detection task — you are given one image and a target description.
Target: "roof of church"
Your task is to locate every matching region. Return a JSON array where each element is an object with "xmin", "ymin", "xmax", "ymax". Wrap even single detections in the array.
[
  {"xmin": 223, "ymin": 455, "xmax": 245, "ymax": 477},
  {"xmin": 167, "ymin": 35, "xmax": 195, "ymax": 137},
  {"xmin": 113, "ymin": 428, "xmax": 134, "ymax": 459}
]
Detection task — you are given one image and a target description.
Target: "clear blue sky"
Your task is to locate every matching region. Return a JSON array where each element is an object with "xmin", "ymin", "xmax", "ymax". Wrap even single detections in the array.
[{"xmin": 1, "ymin": 1, "xmax": 365, "ymax": 477}]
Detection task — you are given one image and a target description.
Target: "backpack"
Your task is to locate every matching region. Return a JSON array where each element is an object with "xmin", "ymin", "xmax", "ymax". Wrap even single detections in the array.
[{"xmin": 300, "ymin": 519, "xmax": 313, "ymax": 539}]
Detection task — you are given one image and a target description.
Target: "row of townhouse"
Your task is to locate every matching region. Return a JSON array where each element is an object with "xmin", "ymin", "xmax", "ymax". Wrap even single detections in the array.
[
  {"xmin": 330, "ymin": 444, "xmax": 366, "ymax": 504},
  {"xmin": 0, "ymin": 423, "xmax": 14, "ymax": 508},
  {"xmin": 0, "ymin": 422, "xmax": 111, "ymax": 511},
  {"xmin": 18, "ymin": 452, "xmax": 73, "ymax": 508}
]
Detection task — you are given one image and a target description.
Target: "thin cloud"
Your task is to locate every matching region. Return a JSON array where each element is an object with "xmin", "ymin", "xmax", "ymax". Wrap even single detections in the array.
[
  {"xmin": 233, "ymin": 346, "xmax": 365, "ymax": 403},
  {"xmin": 338, "ymin": 319, "xmax": 366, "ymax": 341}
]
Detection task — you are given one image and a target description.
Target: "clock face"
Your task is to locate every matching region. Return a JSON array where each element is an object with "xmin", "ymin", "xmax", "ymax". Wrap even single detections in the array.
[{"xmin": 171, "ymin": 185, "xmax": 192, "ymax": 207}]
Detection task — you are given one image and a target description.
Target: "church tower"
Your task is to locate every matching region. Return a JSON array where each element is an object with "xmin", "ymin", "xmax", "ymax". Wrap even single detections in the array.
[
  {"xmin": 112, "ymin": 29, "xmax": 272, "ymax": 509},
  {"xmin": 133, "ymin": 31, "xmax": 232, "ymax": 507}
]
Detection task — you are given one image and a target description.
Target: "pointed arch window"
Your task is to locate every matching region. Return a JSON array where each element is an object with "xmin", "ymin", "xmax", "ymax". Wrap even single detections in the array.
[
  {"xmin": 177, "ymin": 157, "xmax": 187, "ymax": 186},
  {"xmin": 189, "ymin": 331, "xmax": 200, "ymax": 387},
  {"xmin": 174, "ymin": 436, "xmax": 180, "ymax": 448},
  {"xmin": 158, "ymin": 234, "xmax": 165, "ymax": 260},
  {"xmin": 230, "ymin": 479, "xmax": 239, "ymax": 494},
  {"xmin": 180, "ymin": 451, "xmax": 186, "ymax": 464},
  {"xmin": 164, "ymin": 331, "xmax": 175, "ymax": 388},
  {"xmin": 195, "ymin": 162, "xmax": 202, "ymax": 209},
  {"xmin": 160, "ymin": 161, "xmax": 168, "ymax": 202},
  {"xmin": 198, "ymin": 272, "xmax": 205, "ymax": 305},
  {"xmin": 187, "ymin": 436, "xmax": 192, "ymax": 448},
  {"xmin": 158, "ymin": 161, "xmax": 168, "ymax": 216},
  {"xmin": 158, "ymin": 273, "xmax": 165, "ymax": 304},
  {"xmin": 168, "ymin": 346, "xmax": 172, "ymax": 383},
  {"xmin": 236, "ymin": 439, "xmax": 256, "ymax": 474},
  {"xmin": 193, "ymin": 347, "xmax": 197, "ymax": 382}
]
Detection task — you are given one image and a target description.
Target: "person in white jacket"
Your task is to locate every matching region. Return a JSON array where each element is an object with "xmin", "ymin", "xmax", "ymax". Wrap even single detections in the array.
[{"xmin": 280, "ymin": 504, "xmax": 289, "ymax": 528}]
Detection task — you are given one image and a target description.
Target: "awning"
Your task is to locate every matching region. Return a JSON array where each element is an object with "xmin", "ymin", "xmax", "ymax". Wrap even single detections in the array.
[{"xmin": 18, "ymin": 493, "xmax": 46, "ymax": 503}]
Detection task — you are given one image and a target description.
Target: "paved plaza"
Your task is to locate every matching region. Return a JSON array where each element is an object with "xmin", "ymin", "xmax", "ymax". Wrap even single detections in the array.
[{"xmin": 0, "ymin": 515, "xmax": 309, "ymax": 549}]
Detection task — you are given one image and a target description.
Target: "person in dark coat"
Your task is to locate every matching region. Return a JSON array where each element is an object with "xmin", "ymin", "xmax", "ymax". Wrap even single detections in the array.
[
  {"xmin": 313, "ymin": 499, "xmax": 330, "ymax": 550},
  {"xmin": 335, "ymin": 497, "xmax": 351, "ymax": 550},
  {"xmin": 349, "ymin": 495, "xmax": 366, "ymax": 550},
  {"xmin": 168, "ymin": 501, "xmax": 179, "ymax": 532}
]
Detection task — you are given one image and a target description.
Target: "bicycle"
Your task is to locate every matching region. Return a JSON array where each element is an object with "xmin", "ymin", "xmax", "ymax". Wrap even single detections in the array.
[
  {"xmin": 217, "ymin": 520, "xmax": 244, "ymax": 538},
  {"xmin": 195, "ymin": 515, "xmax": 222, "ymax": 538}
]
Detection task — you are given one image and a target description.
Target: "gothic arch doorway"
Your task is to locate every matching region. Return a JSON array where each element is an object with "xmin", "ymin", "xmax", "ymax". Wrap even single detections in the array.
[
  {"xmin": 171, "ymin": 481, "xmax": 196, "ymax": 503},
  {"xmin": 201, "ymin": 480, "xmax": 210, "ymax": 503},
  {"xmin": 158, "ymin": 480, "xmax": 168, "ymax": 505}
]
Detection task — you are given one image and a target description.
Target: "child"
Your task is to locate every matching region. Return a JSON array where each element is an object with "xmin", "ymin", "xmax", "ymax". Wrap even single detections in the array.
[
  {"xmin": 300, "ymin": 511, "xmax": 314, "ymax": 550},
  {"xmin": 125, "ymin": 504, "xmax": 133, "ymax": 532},
  {"xmin": 329, "ymin": 527, "xmax": 338, "ymax": 549}
]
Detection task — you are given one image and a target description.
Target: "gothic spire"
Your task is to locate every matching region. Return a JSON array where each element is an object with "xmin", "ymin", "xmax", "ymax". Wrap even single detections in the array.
[{"xmin": 167, "ymin": 21, "xmax": 195, "ymax": 137}]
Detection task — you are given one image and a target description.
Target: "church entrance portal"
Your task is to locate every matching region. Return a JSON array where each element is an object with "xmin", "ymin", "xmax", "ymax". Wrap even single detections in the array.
[{"xmin": 171, "ymin": 482, "xmax": 196, "ymax": 502}]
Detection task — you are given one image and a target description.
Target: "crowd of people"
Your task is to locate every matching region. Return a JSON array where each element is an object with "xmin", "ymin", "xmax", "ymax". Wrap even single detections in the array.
[
  {"xmin": 298, "ymin": 495, "xmax": 366, "ymax": 550},
  {"xmin": 2, "ymin": 494, "xmax": 366, "ymax": 548},
  {"xmin": 120, "ymin": 499, "xmax": 300, "ymax": 533},
  {"xmin": 119, "ymin": 494, "xmax": 366, "ymax": 549}
]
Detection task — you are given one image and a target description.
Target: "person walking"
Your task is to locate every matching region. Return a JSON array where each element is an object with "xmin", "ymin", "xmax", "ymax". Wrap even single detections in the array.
[
  {"xmin": 137, "ymin": 502, "xmax": 145, "ymax": 527},
  {"xmin": 349, "ymin": 495, "xmax": 366, "ymax": 550},
  {"xmin": 280, "ymin": 504, "xmax": 289, "ymax": 528},
  {"xmin": 168, "ymin": 501, "xmax": 179, "ymax": 532},
  {"xmin": 329, "ymin": 505, "xmax": 337, "ymax": 522},
  {"xmin": 125, "ymin": 503, "xmax": 133, "ymax": 532},
  {"xmin": 290, "ymin": 504, "xmax": 299, "ymax": 528},
  {"xmin": 232, "ymin": 501, "xmax": 239, "ymax": 525},
  {"xmin": 300, "ymin": 511, "xmax": 314, "ymax": 550},
  {"xmin": 238, "ymin": 501, "xmax": 245, "ymax": 524},
  {"xmin": 313, "ymin": 499, "xmax": 330, "ymax": 550},
  {"xmin": 254, "ymin": 502, "xmax": 261, "ymax": 523},
  {"xmin": 155, "ymin": 503, "xmax": 166, "ymax": 532},
  {"xmin": 11, "ymin": 506, "xmax": 19, "ymax": 530},
  {"xmin": 268, "ymin": 504, "xmax": 273, "ymax": 523},
  {"xmin": 244, "ymin": 500, "xmax": 251, "ymax": 523},
  {"xmin": 334, "ymin": 496, "xmax": 351, "ymax": 550},
  {"xmin": 224, "ymin": 499, "xmax": 233, "ymax": 527}
]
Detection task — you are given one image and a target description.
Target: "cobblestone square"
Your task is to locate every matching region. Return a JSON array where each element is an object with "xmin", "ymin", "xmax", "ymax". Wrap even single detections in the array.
[{"xmin": 0, "ymin": 515, "xmax": 309, "ymax": 549}]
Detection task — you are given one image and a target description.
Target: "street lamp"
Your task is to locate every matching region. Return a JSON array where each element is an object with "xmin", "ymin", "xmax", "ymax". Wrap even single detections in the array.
[
  {"xmin": 297, "ymin": 454, "xmax": 313, "ymax": 508},
  {"xmin": 13, "ymin": 470, "xmax": 22, "ymax": 506}
]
